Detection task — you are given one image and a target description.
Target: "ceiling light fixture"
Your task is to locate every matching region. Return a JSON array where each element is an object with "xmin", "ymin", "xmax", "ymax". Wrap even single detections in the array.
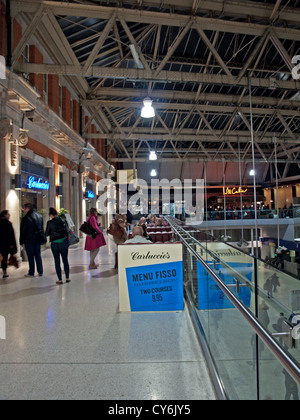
[
  {"xmin": 149, "ymin": 151, "xmax": 157, "ymax": 161},
  {"xmin": 141, "ymin": 97, "xmax": 155, "ymax": 119},
  {"xmin": 150, "ymin": 169, "xmax": 157, "ymax": 177}
]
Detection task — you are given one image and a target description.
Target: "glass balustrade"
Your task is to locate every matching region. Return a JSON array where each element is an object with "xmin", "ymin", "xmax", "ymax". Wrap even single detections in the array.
[
  {"xmin": 166, "ymin": 216, "xmax": 300, "ymax": 400},
  {"xmin": 204, "ymin": 208, "xmax": 299, "ymax": 221}
]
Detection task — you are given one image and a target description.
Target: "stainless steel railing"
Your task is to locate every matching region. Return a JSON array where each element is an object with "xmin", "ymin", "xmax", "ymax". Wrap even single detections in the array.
[{"xmin": 165, "ymin": 216, "xmax": 300, "ymax": 386}]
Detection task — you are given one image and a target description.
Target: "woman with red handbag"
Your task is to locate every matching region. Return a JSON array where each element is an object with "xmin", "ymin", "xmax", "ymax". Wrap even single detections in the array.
[
  {"xmin": 84, "ymin": 208, "xmax": 106, "ymax": 269},
  {"xmin": 0, "ymin": 210, "xmax": 18, "ymax": 279}
]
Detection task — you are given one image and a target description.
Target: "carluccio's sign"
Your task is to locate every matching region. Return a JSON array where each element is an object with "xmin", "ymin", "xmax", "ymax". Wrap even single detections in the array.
[{"xmin": 118, "ymin": 243, "xmax": 183, "ymax": 313}]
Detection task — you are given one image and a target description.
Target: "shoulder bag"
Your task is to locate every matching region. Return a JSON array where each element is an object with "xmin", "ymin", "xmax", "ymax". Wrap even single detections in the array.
[
  {"xmin": 79, "ymin": 219, "xmax": 98, "ymax": 239},
  {"xmin": 30, "ymin": 214, "xmax": 47, "ymax": 245}
]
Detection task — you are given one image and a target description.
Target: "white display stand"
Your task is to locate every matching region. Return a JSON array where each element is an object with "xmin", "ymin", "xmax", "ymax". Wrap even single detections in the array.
[{"xmin": 118, "ymin": 243, "xmax": 183, "ymax": 313}]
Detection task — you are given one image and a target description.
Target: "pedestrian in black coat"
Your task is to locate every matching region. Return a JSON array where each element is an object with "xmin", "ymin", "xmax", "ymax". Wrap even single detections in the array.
[
  {"xmin": 20, "ymin": 203, "xmax": 44, "ymax": 277},
  {"xmin": 0, "ymin": 210, "xmax": 17, "ymax": 279}
]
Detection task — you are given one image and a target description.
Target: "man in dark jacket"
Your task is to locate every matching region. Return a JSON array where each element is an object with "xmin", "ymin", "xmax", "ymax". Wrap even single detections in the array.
[
  {"xmin": 0, "ymin": 210, "xmax": 17, "ymax": 279},
  {"xmin": 20, "ymin": 203, "xmax": 44, "ymax": 277}
]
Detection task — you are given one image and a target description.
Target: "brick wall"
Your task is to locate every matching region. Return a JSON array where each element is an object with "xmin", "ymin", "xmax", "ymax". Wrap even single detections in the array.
[
  {"xmin": 0, "ymin": 1, "xmax": 6, "ymax": 57},
  {"xmin": 62, "ymin": 86, "xmax": 71, "ymax": 125},
  {"xmin": 13, "ymin": 18, "xmax": 22, "ymax": 53},
  {"xmin": 26, "ymin": 137, "xmax": 71, "ymax": 169},
  {"xmin": 87, "ymin": 122, "xmax": 106, "ymax": 160},
  {"xmin": 72, "ymin": 100, "xmax": 80, "ymax": 133},
  {"xmin": 48, "ymin": 74, "xmax": 59, "ymax": 114},
  {"xmin": 29, "ymin": 45, "xmax": 44, "ymax": 98}
]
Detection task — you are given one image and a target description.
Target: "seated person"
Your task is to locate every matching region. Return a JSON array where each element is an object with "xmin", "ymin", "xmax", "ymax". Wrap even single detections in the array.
[
  {"xmin": 155, "ymin": 217, "xmax": 163, "ymax": 226},
  {"xmin": 140, "ymin": 223, "xmax": 152, "ymax": 242},
  {"xmin": 125, "ymin": 226, "xmax": 152, "ymax": 244},
  {"xmin": 148, "ymin": 215, "xmax": 156, "ymax": 225}
]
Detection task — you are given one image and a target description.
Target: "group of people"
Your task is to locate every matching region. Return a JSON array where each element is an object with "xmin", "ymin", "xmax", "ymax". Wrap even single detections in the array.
[
  {"xmin": 0, "ymin": 204, "xmax": 106, "ymax": 285},
  {"xmin": 1, "ymin": 207, "xmax": 168, "ymax": 281},
  {"xmin": 125, "ymin": 215, "xmax": 168, "ymax": 244}
]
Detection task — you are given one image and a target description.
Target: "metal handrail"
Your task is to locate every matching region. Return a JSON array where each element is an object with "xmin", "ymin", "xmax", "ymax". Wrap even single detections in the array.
[
  {"xmin": 170, "ymin": 219, "xmax": 293, "ymax": 316},
  {"xmin": 166, "ymin": 217, "xmax": 300, "ymax": 385}
]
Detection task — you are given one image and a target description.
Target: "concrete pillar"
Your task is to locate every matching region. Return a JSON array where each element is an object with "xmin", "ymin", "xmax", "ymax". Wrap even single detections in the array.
[
  {"xmin": 72, "ymin": 173, "xmax": 81, "ymax": 236},
  {"xmin": 78, "ymin": 173, "xmax": 85, "ymax": 236},
  {"xmin": 49, "ymin": 163, "xmax": 56, "ymax": 209}
]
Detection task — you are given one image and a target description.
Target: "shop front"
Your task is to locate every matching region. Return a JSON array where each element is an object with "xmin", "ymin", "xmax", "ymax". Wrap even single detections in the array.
[
  {"xmin": 20, "ymin": 159, "xmax": 50, "ymax": 226},
  {"xmin": 85, "ymin": 181, "xmax": 96, "ymax": 215}
]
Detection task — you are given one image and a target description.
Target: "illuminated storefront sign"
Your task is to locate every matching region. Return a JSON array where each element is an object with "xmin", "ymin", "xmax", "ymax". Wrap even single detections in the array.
[
  {"xmin": 223, "ymin": 186, "xmax": 248, "ymax": 196},
  {"xmin": 27, "ymin": 176, "xmax": 50, "ymax": 191},
  {"xmin": 84, "ymin": 190, "xmax": 95, "ymax": 199},
  {"xmin": 87, "ymin": 191, "xmax": 95, "ymax": 199}
]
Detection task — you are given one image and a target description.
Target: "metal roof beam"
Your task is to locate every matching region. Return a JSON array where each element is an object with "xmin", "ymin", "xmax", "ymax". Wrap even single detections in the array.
[
  {"xmin": 81, "ymin": 100, "xmax": 300, "ymax": 117},
  {"xmin": 15, "ymin": 63, "xmax": 300, "ymax": 91},
  {"xmin": 12, "ymin": 4, "xmax": 45, "ymax": 66},
  {"xmin": 196, "ymin": 27, "xmax": 232, "ymax": 78},
  {"xmin": 82, "ymin": 12, "xmax": 117, "ymax": 74},
  {"xmin": 84, "ymin": 131, "xmax": 299, "ymax": 144},
  {"xmin": 11, "ymin": 0, "xmax": 300, "ymax": 25},
  {"xmin": 11, "ymin": 1, "xmax": 300, "ymax": 41},
  {"xmin": 88, "ymin": 87, "xmax": 300, "ymax": 108}
]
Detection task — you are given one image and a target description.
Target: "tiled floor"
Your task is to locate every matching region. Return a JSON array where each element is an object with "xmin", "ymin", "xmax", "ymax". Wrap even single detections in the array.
[{"xmin": 0, "ymin": 237, "xmax": 216, "ymax": 400}]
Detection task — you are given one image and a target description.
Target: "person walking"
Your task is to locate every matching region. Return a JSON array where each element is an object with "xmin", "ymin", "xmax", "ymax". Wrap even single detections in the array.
[
  {"xmin": 0, "ymin": 210, "xmax": 18, "ymax": 279},
  {"xmin": 46, "ymin": 208, "xmax": 70, "ymax": 285},
  {"xmin": 84, "ymin": 208, "xmax": 106, "ymax": 269},
  {"xmin": 20, "ymin": 203, "xmax": 44, "ymax": 278}
]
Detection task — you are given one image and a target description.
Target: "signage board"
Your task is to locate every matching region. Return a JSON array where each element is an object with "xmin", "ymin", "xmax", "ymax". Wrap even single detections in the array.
[
  {"xmin": 27, "ymin": 176, "xmax": 49, "ymax": 191},
  {"xmin": 223, "ymin": 186, "xmax": 248, "ymax": 196},
  {"xmin": 65, "ymin": 212, "xmax": 75, "ymax": 229},
  {"xmin": 196, "ymin": 243, "xmax": 253, "ymax": 310},
  {"xmin": 118, "ymin": 243, "xmax": 183, "ymax": 312}
]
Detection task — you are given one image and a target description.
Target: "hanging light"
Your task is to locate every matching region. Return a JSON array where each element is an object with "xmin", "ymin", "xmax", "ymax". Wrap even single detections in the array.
[
  {"xmin": 150, "ymin": 169, "xmax": 157, "ymax": 177},
  {"xmin": 149, "ymin": 151, "xmax": 157, "ymax": 161},
  {"xmin": 141, "ymin": 97, "xmax": 155, "ymax": 118},
  {"xmin": 250, "ymin": 169, "xmax": 255, "ymax": 176}
]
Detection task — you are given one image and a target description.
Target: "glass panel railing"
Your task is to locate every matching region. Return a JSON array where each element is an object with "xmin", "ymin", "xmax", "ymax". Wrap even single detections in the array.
[
  {"xmin": 255, "ymin": 258, "xmax": 300, "ymax": 372},
  {"xmin": 166, "ymin": 216, "xmax": 300, "ymax": 400},
  {"xmin": 205, "ymin": 208, "xmax": 297, "ymax": 221},
  {"xmin": 184, "ymin": 246, "xmax": 258, "ymax": 400},
  {"xmin": 258, "ymin": 335, "xmax": 299, "ymax": 400}
]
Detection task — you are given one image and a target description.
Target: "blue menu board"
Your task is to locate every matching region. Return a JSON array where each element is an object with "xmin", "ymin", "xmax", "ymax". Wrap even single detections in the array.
[
  {"xmin": 197, "ymin": 261, "xmax": 253, "ymax": 310},
  {"xmin": 126, "ymin": 261, "xmax": 184, "ymax": 312}
]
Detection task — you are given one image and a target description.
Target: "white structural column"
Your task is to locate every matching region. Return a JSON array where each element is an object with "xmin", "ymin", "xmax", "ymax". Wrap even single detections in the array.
[
  {"xmin": 0, "ymin": 123, "xmax": 21, "ymax": 256},
  {"xmin": 61, "ymin": 165, "xmax": 70, "ymax": 213}
]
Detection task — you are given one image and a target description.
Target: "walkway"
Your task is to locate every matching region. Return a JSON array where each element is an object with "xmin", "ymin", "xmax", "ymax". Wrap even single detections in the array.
[{"xmin": 0, "ymin": 237, "xmax": 216, "ymax": 400}]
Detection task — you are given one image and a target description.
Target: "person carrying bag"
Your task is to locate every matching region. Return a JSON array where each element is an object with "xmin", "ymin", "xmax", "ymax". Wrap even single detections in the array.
[
  {"xmin": 46, "ymin": 208, "xmax": 71, "ymax": 285},
  {"xmin": 84, "ymin": 208, "xmax": 106, "ymax": 270}
]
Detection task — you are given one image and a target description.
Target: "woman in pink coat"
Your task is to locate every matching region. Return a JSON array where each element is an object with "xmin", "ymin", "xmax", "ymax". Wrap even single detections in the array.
[{"xmin": 84, "ymin": 208, "xmax": 106, "ymax": 269}]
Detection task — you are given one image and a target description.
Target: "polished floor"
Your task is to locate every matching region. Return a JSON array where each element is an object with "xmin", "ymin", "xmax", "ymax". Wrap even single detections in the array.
[{"xmin": 0, "ymin": 237, "xmax": 216, "ymax": 400}]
